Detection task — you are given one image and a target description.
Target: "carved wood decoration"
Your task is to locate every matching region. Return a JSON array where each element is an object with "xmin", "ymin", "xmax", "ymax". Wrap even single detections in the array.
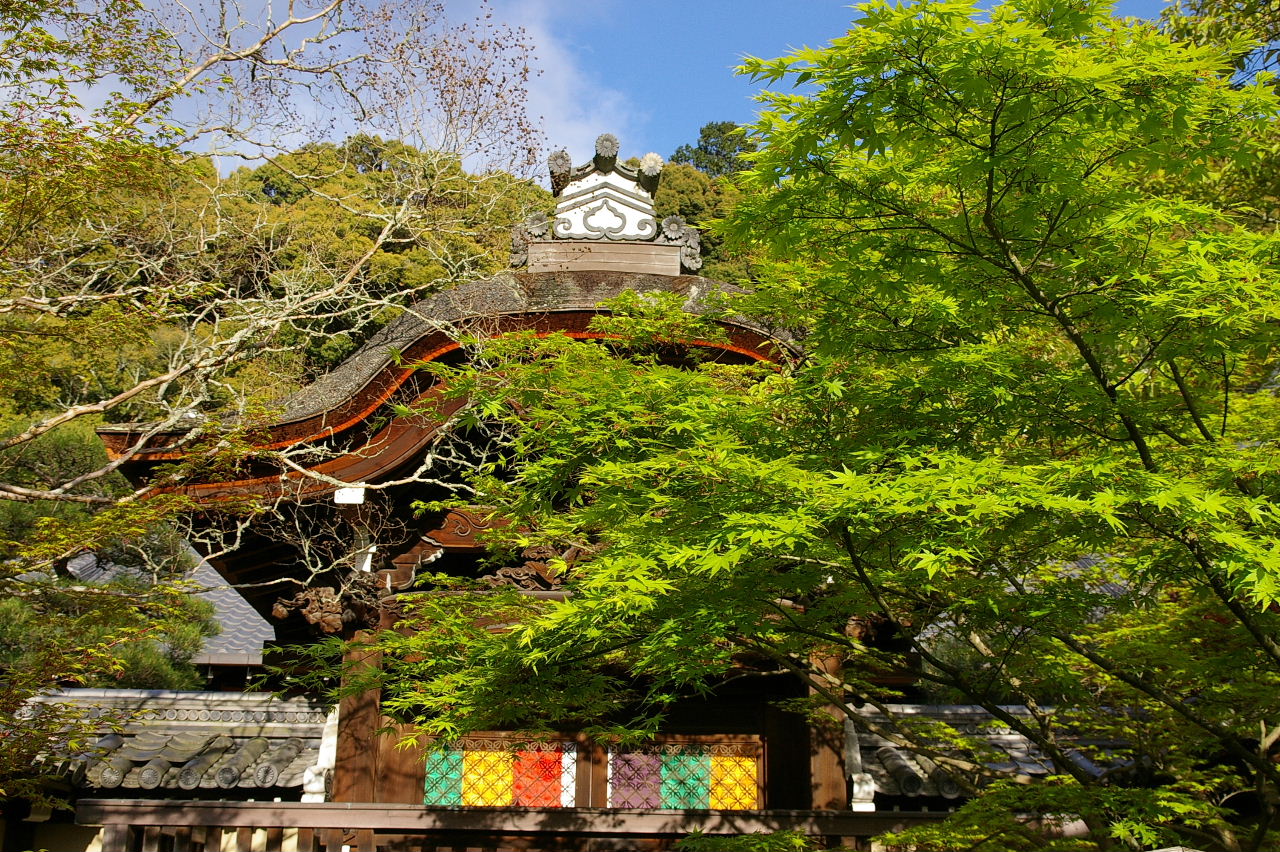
[
  {"xmin": 423, "ymin": 507, "xmax": 508, "ymax": 551},
  {"xmin": 482, "ymin": 544, "xmax": 580, "ymax": 592},
  {"xmin": 272, "ymin": 572, "xmax": 384, "ymax": 635},
  {"xmin": 419, "ymin": 509, "xmax": 575, "ymax": 591}
]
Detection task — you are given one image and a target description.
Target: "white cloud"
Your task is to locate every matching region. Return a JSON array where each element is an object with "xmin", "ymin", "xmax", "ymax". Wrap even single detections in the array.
[{"xmin": 490, "ymin": 0, "xmax": 645, "ymax": 172}]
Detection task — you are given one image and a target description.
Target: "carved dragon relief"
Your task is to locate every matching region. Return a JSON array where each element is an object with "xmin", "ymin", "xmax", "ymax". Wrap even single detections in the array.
[
  {"xmin": 272, "ymin": 570, "xmax": 385, "ymax": 634},
  {"xmin": 272, "ymin": 539, "xmax": 574, "ymax": 636}
]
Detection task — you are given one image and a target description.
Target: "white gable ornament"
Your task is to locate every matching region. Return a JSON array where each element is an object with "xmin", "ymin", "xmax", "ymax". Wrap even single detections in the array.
[{"xmin": 512, "ymin": 134, "xmax": 702, "ymax": 275}]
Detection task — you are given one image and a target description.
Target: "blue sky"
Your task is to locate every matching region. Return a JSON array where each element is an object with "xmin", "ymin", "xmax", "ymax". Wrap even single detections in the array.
[{"xmin": 492, "ymin": 0, "xmax": 1170, "ymax": 165}]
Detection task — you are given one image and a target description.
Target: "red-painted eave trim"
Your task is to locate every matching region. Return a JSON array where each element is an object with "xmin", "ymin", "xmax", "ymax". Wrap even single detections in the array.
[
  {"xmin": 127, "ymin": 320, "xmax": 784, "ymax": 501},
  {"xmin": 113, "ymin": 343, "xmax": 448, "ymax": 462},
  {"xmin": 103, "ymin": 316, "xmax": 781, "ymax": 463},
  {"xmin": 167, "ymin": 397, "xmax": 461, "ymax": 500}
]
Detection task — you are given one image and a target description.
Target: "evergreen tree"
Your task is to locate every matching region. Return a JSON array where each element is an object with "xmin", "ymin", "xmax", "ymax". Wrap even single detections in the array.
[
  {"xmin": 0, "ymin": 0, "xmax": 540, "ymax": 800},
  {"xmin": 670, "ymin": 121, "xmax": 757, "ymax": 179}
]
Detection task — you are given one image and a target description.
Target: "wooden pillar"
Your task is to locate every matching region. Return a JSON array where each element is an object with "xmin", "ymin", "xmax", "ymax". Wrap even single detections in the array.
[
  {"xmin": 809, "ymin": 655, "xmax": 847, "ymax": 809},
  {"xmin": 320, "ymin": 828, "xmax": 344, "ymax": 852},
  {"xmin": 332, "ymin": 635, "xmax": 382, "ymax": 802},
  {"xmin": 100, "ymin": 824, "xmax": 132, "ymax": 852},
  {"xmin": 371, "ymin": 599, "xmax": 427, "ymax": 803},
  {"xmin": 578, "ymin": 736, "xmax": 609, "ymax": 808},
  {"xmin": 377, "ymin": 720, "xmax": 427, "ymax": 803}
]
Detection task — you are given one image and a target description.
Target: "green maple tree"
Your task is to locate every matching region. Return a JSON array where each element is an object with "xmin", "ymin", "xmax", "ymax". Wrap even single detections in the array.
[{"xmin": 342, "ymin": 1, "xmax": 1280, "ymax": 848}]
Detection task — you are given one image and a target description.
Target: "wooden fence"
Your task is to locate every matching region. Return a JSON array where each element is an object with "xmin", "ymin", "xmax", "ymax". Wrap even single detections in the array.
[{"xmin": 77, "ymin": 800, "xmax": 942, "ymax": 851}]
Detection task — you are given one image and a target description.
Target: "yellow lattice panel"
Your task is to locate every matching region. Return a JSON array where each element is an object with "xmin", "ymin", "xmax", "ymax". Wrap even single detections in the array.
[
  {"xmin": 462, "ymin": 749, "xmax": 514, "ymax": 805},
  {"xmin": 709, "ymin": 754, "xmax": 757, "ymax": 809}
]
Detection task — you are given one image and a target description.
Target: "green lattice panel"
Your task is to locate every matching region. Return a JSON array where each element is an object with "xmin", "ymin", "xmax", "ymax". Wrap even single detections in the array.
[
  {"xmin": 660, "ymin": 752, "xmax": 711, "ymax": 808},
  {"xmin": 423, "ymin": 749, "xmax": 464, "ymax": 805}
]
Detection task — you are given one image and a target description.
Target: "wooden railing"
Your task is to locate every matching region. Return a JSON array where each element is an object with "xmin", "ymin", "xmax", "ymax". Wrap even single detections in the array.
[{"xmin": 78, "ymin": 800, "xmax": 942, "ymax": 851}]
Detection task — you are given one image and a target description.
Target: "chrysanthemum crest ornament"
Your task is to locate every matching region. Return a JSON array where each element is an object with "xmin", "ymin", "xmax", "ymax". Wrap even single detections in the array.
[{"xmin": 512, "ymin": 134, "xmax": 702, "ymax": 275}]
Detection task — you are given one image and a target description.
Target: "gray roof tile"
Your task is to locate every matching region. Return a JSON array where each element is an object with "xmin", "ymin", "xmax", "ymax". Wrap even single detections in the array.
[
  {"xmin": 852, "ymin": 704, "xmax": 1121, "ymax": 799},
  {"xmin": 189, "ymin": 559, "xmax": 275, "ymax": 663},
  {"xmin": 36, "ymin": 689, "xmax": 327, "ymax": 795}
]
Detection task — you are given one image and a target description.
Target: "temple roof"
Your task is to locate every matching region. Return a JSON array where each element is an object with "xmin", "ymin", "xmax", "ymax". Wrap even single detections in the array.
[
  {"xmin": 275, "ymin": 269, "xmax": 731, "ymax": 426},
  {"xmin": 64, "ymin": 554, "xmax": 273, "ymax": 667},
  {"xmin": 189, "ymin": 559, "xmax": 275, "ymax": 666},
  {"xmin": 99, "ymin": 269, "xmax": 764, "ymax": 454},
  {"xmin": 847, "ymin": 703, "xmax": 1120, "ymax": 808},
  {"xmin": 93, "ymin": 269, "xmax": 785, "ymax": 643},
  {"xmin": 34, "ymin": 690, "xmax": 329, "ymax": 797}
]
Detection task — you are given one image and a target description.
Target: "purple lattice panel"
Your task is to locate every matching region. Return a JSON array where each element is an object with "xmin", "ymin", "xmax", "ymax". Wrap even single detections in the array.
[{"xmin": 608, "ymin": 752, "xmax": 662, "ymax": 808}]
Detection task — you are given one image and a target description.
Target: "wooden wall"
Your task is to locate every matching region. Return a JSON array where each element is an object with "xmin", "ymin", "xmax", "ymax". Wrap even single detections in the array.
[{"xmin": 332, "ymin": 669, "xmax": 836, "ymax": 810}]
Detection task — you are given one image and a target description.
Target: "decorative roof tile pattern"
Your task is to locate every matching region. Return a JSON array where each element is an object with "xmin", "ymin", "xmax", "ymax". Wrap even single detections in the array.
[{"xmin": 35, "ymin": 690, "xmax": 328, "ymax": 795}]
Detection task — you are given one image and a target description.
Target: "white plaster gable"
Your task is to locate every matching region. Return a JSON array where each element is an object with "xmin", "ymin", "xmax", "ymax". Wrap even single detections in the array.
[
  {"xmin": 552, "ymin": 170, "xmax": 658, "ymax": 241},
  {"xmin": 513, "ymin": 134, "xmax": 702, "ymax": 273}
]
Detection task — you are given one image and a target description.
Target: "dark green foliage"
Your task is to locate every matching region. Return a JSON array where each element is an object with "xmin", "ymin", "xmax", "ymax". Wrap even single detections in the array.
[
  {"xmin": 671, "ymin": 121, "xmax": 757, "ymax": 179},
  {"xmin": 0, "ymin": 591, "xmax": 216, "ymax": 691},
  {"xmin": 0, "ymin": 0, "xmax": 541, "ymax": 804},
  {"xmin": 216, "ymin": 136, "xmax": 550, "ymax": 379},
  {"xmin": 663, "ymin": 124, "xmax": 761, "ymax": 282},
  {"xmin": 652, "ymin": 162, "xmax": 751, "ymax": 282},
  {"xmin": 0, "ymin": 573, "xmax": 217, "ymax": 800}
]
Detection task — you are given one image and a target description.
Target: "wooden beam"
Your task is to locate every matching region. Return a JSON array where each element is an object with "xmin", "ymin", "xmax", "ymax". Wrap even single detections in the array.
[
  {"xmin": 76, "ymin": 800, "xmax": 943, "ymax": 837},
  {"xmin": 100, "ymin": 823, "xmax": 131, "ymax": 852},
  {"xmin": 377, "ymin": 720, "xmax": 426, "ymax": 804}
]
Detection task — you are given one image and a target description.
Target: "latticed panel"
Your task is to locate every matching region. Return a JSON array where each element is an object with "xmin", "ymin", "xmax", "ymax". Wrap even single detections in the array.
[
  {"xmin": 709, "ymin": 755, "xmax": 756, "ymax": 808},
  {"xmin": 423, "ymin": 740, "xmax": 576, "ymax": 807},
  {"xmin": 608, "ymin": 743, "xmax": 759, "ymax": 809}
]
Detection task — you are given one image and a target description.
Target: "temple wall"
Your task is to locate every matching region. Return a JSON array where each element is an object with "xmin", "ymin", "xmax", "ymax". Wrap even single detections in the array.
[{"xmin": 30, "ymin": 821, "xmax": 104, "ymax": 852}]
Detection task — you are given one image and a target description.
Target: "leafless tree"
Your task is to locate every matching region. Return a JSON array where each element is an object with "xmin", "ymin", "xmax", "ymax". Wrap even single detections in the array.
[
  {"xmin": 1, "ymin": 0, "xmax": 542, "ymax": 522},
  {"xmin": 0, "ymin": 0, "xmax": 545, "ymax": 750}
]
